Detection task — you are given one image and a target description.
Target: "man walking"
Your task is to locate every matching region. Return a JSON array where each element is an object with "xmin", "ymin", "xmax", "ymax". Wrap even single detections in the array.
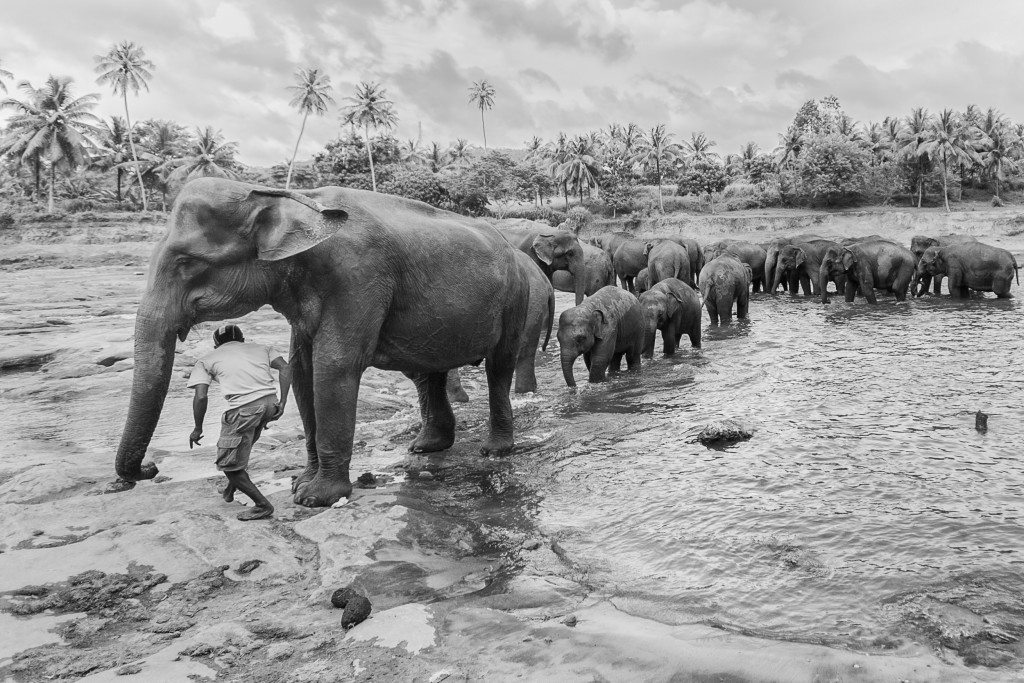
[{"xmin": 187, "ymin": 324, "xmax": 291, "ymax": 521}]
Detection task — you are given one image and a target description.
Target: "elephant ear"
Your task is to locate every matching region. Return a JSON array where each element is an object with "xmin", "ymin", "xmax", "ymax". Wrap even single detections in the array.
[
  {"xmin": 645, "ymin": 242, "xmax": 655, "ymax": 257},
  {"xmin": 590, "ymin": 308, "xmax": 609, "ymax": 340},
  {"xmin": 742, "ymin": 263, "xmax": 753, "ymax": 280},
  {"xmin": 532, "ymin": 234, "xmax": 556, "ymax": 265},
  {"xmin": 841, "ymin": 249, "xmax": 856, "ymax": 271},
  {"xmin": 243, "ymin": 187, "xmax": 350, "ymax": 261},
  {"xmin": 794, "ymin": 249, "xmax": 806, "ymax": 267}
]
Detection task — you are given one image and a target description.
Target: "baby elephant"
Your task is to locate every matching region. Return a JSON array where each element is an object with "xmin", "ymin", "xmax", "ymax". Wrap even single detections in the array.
[
  {"xmin": 639, "ymin": 278, "xmax": 702, "ymax": 357},
  {"xmin": 699, "ymin": 255, "xmax": 751, "ymax": 324},
  {"xmin": 558, "ymin": 286, "xmax": 645, "ymax": 387}
]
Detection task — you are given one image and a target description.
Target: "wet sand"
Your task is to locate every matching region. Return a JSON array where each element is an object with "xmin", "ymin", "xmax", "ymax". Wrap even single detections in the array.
[{"xmin": 0, "ymin": 214, "xmax": 1021, "ymax": 681}]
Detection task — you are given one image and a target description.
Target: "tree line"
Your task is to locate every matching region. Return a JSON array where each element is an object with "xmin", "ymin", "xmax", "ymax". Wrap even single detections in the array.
[{"xmin": 2, "ymin": 47, "xmax": 1023, "ymax": 220}]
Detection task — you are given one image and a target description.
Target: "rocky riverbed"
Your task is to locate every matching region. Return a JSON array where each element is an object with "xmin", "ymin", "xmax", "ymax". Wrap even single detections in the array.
[{"xmin": 1, "ymin": 214, "xmax": 1021, "ymax": 681}]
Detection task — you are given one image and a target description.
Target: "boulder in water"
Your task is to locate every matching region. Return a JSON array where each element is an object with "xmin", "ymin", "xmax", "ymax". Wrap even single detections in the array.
[
  {"xmin": 342, "ymin": 595, "xmax": 372, "ymax": 628},
  {"xmin": 697, "ymin": 420, "xmax": 754, "ymax": 447},
  {"xmin": 330, "ymin": 586, "xmax": 363, "ymax": 609}
]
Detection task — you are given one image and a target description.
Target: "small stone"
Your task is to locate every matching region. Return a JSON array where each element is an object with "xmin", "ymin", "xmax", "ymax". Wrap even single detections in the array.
[
  {"xmin": 341, "ymin": 596, "xmax": 372, "ymax": 628},
  {"xmin": 418, "ymin": 470, "xmax": 434, "ymax": 480},
  {"xmin": 330, "ymin": 586, "xmax": 362, "ymax": 609},
  {"xmin": 429, "ymin": 670, "xmax": 454, "ymax": 683},
  {"xmin": 152, "ymin": 475, "xmax": 171, "ymax": 484},
  {"xmin": 697, "ymin": 420, "xmax": 754, "ymax": 447},
  {"xmin": 523, "ymin": 539, "xmax": 542, "ymax": 551},
  {"xmin": 265, "ymin": 642, "xmax": 295, "ymax": 661},
  {"xmin": 31, "ymin": 529, "xmax": 44, "ymax": 536},
  {"xmin": 975, "ymin": 411, "xmax": 988, "ymax": 433},
  {"xmin": 116, "ymin": 664, "xmax": 143, "ymax": 676},
  {"xmin": 46, "ymin": 318, "xmax": 70, "ymax": 326},
  {"xmin": 561, "ymin": 615, "xmax": 578, "ymax": 627},
  {"xmin": 236, "ymin": 559, "xmax": 263, "ymax": 575},
  {"xmin": 355, "ymin": 472, "xmax": 377, "ymax": 488}
]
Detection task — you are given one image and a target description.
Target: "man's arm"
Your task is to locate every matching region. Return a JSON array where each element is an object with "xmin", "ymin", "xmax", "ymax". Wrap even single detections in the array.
[
  {"xmin": 270, "ymin": 356, "xmax": 291, "ymax": 419},
  {"xmin": 190, "ymin": 384, "xmax": 209, "ymax": 448}
]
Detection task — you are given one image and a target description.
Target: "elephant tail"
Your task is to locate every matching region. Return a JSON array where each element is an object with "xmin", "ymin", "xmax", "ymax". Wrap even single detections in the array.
[
  {"xmin": 542, "ymin": 287, "xmax": 555, "ymax": 351},
  {"xmin": 1013, "ymin": 255, "xmax": 1020, "ymax": 285}
]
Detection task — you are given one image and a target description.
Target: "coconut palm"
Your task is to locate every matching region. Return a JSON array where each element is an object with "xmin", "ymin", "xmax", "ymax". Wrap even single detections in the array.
[
  {"xmin": 525, "ymin": 135, "xmax": 545, "ymax": 163},
  {"xmin": 0, "ymin": 58, "xmax": 12, "ymax": 93},
  {"xmin": 400, "ymin": 138, "xmax": 427, "ymax": 167},
  {"xmin": 468, "ymin": 80, "xmax": 495, "ymax": 149},
  {"xmin": 558, "ymin": 135, "xmax": 602, "ymax": 204},
  {"xmin": 632, "ymin": 124, "xmax": 683, "ymax": 213},
  {"xmin": 447, "ymin": 138, "xmax": 473, "ymax": 168},
  {"xmin": 166, "ymin": 126, "xmax": 239, "ymax": 184},
  {"xmin": 0, "ymin": 76, "xmax": 100, "ymax": 212},
  {"xmin": 897, "ymin": 107, "xmax": 932, "ymax": 207},
  {"xmin": 544, "ymin": 131, "xmax": 571, "ymax": 210},
  {"xmin": 684, "ymin": 131, "xmax": 718, "ymax": 162},
  {"xmin": 341, "ymin": 81, "xmax": 397, "ymax": 192},
  {"xmin": 96, "ymin": 116, "xmax": 133, "ymax": 202},
  {"xmin": 774, "ymin": 128, "xmax": 804, "ymax": 168},
  {"xmin": 620, "ymin": 123, "xmax": 643, "ymax": 153},
  {"xmin": 284, "ymin": 67, "xmax": 334, "ymax": 189},
  {"xmin": 981, "ymin": 125, "xmax": 1020, "ymax": 200},
  {"xmin": 426, "ymin": 141, "xmax": 448, "ymax": 172},
  {"xmin": 134, "ymin": 119, "xmax": 188, "ymax": 209},
  {"xmin": 920, "ymin": 109, "xmax": 983, "ymax": 211},
  {"xmin": 94, "ymin": 41, "xmax": 155, "ymax": 210}
]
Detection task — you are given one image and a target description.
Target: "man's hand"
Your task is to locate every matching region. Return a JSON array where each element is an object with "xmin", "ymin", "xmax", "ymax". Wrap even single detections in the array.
[
  {"xmin": 189, "ymin": 429, "xmax": 203, "ymax": 449},
  {"xmin": 265, "ymin": 403, "xmax": 285, "ymax": 423}
]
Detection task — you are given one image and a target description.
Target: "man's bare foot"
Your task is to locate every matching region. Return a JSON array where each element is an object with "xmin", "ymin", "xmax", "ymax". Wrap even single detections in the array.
[
  {"xmin": 237, "ymin": 505, "xmax": 273, "ymax": 521},
  {"xmin": 221, "ymin": 483, "xmax": 236, "ymax": 503}
]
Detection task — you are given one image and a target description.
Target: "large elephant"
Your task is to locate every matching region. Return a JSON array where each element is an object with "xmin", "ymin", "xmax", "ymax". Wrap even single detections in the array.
[
  {"xmin": 653, "ymin": 235, "xmax": 704, "ymax": 284},
  {"xmin": 699, "ymin": 255, "xmax": 751, "ymax": 324},
  {"xmin": 916, "ymin": 243, "xmax": 1019, "ymax": 298},
  {"xmin": 645, "ymin": 240, "xmax": 692, "ymax": 287},
  {"xmin": 114, "ymin": 178, "xmax": 531, "ymax": 508},
  {"xmin": 502, "ymin": 221, "xmax": 587, "ymax": 305},
  {"xmin": 764, "ymin": 233, "xmax": 823, "ymax": 293},
  {"xmin": 557, "ymin": 286, "xmax": 644, "ymax": 387},
  {"xmin": 611, "ymin": 239, "xmax": 651, "ymax": 293},
  {"xmin": 909, "ymin": 234, "xmax": 979, "ymax": 295},
  {"xmin": 819, "ymin": 240, "xmax": 916, "ymax": 304},
  {"xmin": 639, "ymin": 278, "xmax": 701, "ymax": 357},
  {"xmin": 840, "ymin": 234, "xmax": 897, "ymax": 246},
  {"xmin": 551, "ymin": 241, "xmax": 616, "ymax": 296},
  {"xmin": 448, "ymin": 250, "xmax": 555, "ymax": 400},
  {"xmin": 589, "ymin": 231, "xmax": 633, "ymax": 259},
  {"xmin": 772, "ymin": 239, "xmax": 844, "ymax": 296},
  {"xmin": 702, "ymin": 240, "xmax": 767, "ymax": 292}
]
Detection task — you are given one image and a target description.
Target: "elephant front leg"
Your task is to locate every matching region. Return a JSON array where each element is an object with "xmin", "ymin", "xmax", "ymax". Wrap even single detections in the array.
[
  {"xmin": 294, "ymin": 366, "xmax": 361, "ymax": 507},
  {"xmin": 482, "ymin": 350, "xmax": 516, "ymax": 456},
  {"xmin": 662, "ymin": 321, "xmax": 678, "ymax": 355},
  {"xmin": 933, "ymin": 275, "xmax": 943, "ymax": 295},
  {"xmin": 289, "ymin": 336, "xmax": 319, "ymax": 494},
  {"xmin": 407, "ymin": 371, "xmax": 456, "ymax": 453}
]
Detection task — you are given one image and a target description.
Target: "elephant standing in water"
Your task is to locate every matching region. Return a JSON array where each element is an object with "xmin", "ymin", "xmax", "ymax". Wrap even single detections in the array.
[
  {"xmin": 772, "ymin": 239, "xmax": 844, "ymax": 296},
  {"xmin": 910, "ymin": 234, "xmax": 978, "ymax": 295},
  {"xmin": 639, "ymin": 278, "xmax": 701, "ymax": 357},
  {"xmin": 702, "ymin": 240, "xmax": 767, "ymax": 292},
  {"xmin": 915, "ymin": 243, "xmax": 1019, "ymax": 298},
  {"xmin": 645, "ymin": 240, "xmax": 692, "ymax": 288},
  {"xmin": 700, "ymin": 255, "xmax": 751, "ymax": 324},
  {"xmin": 611, "ymin": 238, "xmax": 652, "ymax": 294},
  {"xmin": 551, "ymin": 242, "xmax": 616, "ymax": 296},
  {"xmin": 652, "ymin": 235, "xmax": 704, "ymax": 285},
  {"xmin": 764, "ymin": 233, "xmax": 823, "ymax": 293},
  {"xmin": 447, "ymin": 250, "xmax": 555, "ymax": 401},
  {"xmin": 115, "ymin": 179, "xmax": 531, "ymax": 507},
  {"xmin": 557, "ymin": 286, "xmax": 644, "ymax": 387},
  {"xmin": 501, "ymin": 221, "xmax": 587, "ymax": 305},
  {"xmin": 819, "ymin": 241, "xmax": 916, "ymax": 304},
  {"xmin": 635, "ymin": 268, "xmax": 651, "ymax": 295}
]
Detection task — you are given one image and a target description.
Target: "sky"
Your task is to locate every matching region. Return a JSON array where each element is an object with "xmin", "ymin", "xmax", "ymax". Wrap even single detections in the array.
[{"xmin": 3, "ymin": 0, "xmax": 1024, "ymax": 167}]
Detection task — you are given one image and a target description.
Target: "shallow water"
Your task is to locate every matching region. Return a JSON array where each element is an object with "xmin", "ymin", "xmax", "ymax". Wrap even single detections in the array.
[{"xmin": 2, "ymin": 261, "xmax": 1023, "ymax": 664}]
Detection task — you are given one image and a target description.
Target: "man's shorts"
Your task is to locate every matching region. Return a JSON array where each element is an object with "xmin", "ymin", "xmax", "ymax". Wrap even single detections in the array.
[{"xmin": 216, "ymin": 394, "xmax": 278, "ymax": 472}]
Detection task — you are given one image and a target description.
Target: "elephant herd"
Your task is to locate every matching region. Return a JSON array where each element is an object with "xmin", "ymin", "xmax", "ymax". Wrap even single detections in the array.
[{"xmin": 114, "ymin": 179, "xmax": 1020, "ymax": 508}]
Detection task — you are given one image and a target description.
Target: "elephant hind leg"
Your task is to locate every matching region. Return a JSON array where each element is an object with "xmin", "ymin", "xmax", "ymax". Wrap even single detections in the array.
[
  {"xmin": 481, "ymin": 348, "xmax": 516, "ymax": 457},
  {"xmin": 513, "ymin": 343, "xmax": 539, "ymax": 394},
  {"xmin": 289, "ymin": 335, "xmax": 319, "ymax": 494},
  {"xmin": 408, "ymin": 371, "xmax": 456, "ymax": 453}
]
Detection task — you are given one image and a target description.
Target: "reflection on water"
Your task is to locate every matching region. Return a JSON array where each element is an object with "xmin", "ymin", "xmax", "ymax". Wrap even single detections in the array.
[{"xmin": 511, "ymin": 290, "xmax": 1024, "ymax": 649}]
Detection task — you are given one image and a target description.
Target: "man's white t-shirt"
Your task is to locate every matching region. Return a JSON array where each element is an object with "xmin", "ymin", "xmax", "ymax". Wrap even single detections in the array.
[{"xmin": 187, "ymin": 341, "xmax": 281, "ymax": 409}]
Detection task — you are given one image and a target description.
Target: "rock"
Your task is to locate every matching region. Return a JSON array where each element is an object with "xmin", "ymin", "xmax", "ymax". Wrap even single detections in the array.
[
  {"xmin": 46, "ymin": 318, "xmax": 70, "ymax": 326},
  {"xmin": 561, "ymin": 614, "xmax": 578, "ymax": 627},
  {"xmin": 341, "ymin": 596, "xmax": 372, "ymax": 628},
  {"xmin": 429, "ymin": 670, "xmax": 454, "ymax": 683},
  {"xmin": 0, "ymin": 349, "xmax": 57, "ymax": 371},
  {"xmin": 95, "ymin": 344, "xmax": 133, "ymax": 367},
  {"xmin": 236, "ymin": 559, "xmax": 263, "ymax": 575},
  {"xmin": 265, "ymin": 642, "xmax": 295, "ymax": 661},
  {"xmin": 418, "ymin": 470, "xmax": 434, "ymax": 480},
  {"xmin": 152, "ymin": 475, "xmax": 171, "ymax": 484},
  {"xmin": 961, "ymin": 642, "xmax": 1014, "ymax": 667},
  {"xmin": 330, "ymin": 586, "xmax": 363, "ymax": 609},
  {"xmin": 975, "ymin": 411, "xmax": 988, "ymax": 433},
  {"xmin": 116, "ymin": 664, "xmax": 143, "ymax": 675},
  {"xmin": 523, "ymin": 539, "xmax": 542, "ymax": 551},
  {"xmin": 697, "ymin": 420, "xmax": 754, "ymax": 447},
  {"xmin": 355, "ymin": 472, "xmax": 377, "ymax": 488}
]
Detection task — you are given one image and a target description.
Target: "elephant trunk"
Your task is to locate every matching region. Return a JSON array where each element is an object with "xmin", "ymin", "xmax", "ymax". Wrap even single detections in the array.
[
  {"xmin": 569, "ymin": 257, "xmax": 586, "ymax": 305},
  {"xmin": 913, "ymin": 263, "xmax": 928, "ymax": 297},
  {"xmin": 770, "ymin": 266, "xmax": 784, "ymax": 296},
  {"xmin": 818, "ymin": 265, "xmax": 831, "ymax": 304},
  {"xmin": 560, "ymin": 348, "xmax": 577, "ymax": 388},
  {"xmin": 114, "ymin": 300, "xmax": 178, "ymax": 482},
  {"xmin": 642, "ymin": 318, "xmax": 657, "ymax": 359}
]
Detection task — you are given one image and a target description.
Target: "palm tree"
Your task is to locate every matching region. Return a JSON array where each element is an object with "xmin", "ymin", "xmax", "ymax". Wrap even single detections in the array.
[
  {"xmin": 467, "ymin": 80, "xmax": 495, "ymax": 149},
  {"xmin": 135, "ymin": 119, "xmax": 188, "ymax": 209},
  {"xmin": 285, "ymin": 67, "xmax": 334, "ymax": 189},
  {"xmin": 95, "ymin": 41, "xmax": 155, "ymax": 210},
  {"xmin": 632, "ymin": 124, "xmax": 682, "ymax": 212},
  {"xmin": 0, "ymin": 76, "xmax": 100, "ymax": 212},
  {"xmin": 0, "ymin": 58, "xmax": 12, "ymax": 93},
  {"xmin": 341, "ymin": 81, "xmax": 397, "ymax": 192},
  {"xmin": 96, "ymin": 116, "xmax": 132, "ymax": 202},
  {"xmin": 400, "ymin": 138, "xmax": 427, "ymax": 166},
  {"xmin": 897, "ymin": 108, "xmax": 932, "ymax": 207},
  {"xmin": 447, "ymin": 138, "xmax": 473, "ymax": 168},
  {"xmin": 981, "ymin": 125, "xmax": 1020, "ymax": 200},
  {"xmin": 166, "ymin": 126, "xmax": 239, "ymax": 184},
  {"xmin": 684, "ymin": 131, "xmax": 718, "ymax": 162},
  {"xmin": 920, "ymin": 109, "xmax": 982, "ymax": 211},
  {"xmin": 426, "ymin": 141, "xmax": 448, "ymax": 172},
  {"xmin": 544, "ymin": 132, "xmax": 571, "ymax": 210},
  {"xmin": 558, "ymin": 135, "xmax": 602, "ymax": 204},
  {"xmin": 774, "ymin": 128, "xmax": 804, "ymax": 168}
]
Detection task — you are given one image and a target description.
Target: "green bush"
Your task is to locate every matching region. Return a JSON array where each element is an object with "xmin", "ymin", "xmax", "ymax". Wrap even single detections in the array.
[
  {"xmin": 379, "ymin": 167, "xmax": 449, "ymax": 208},
  {"xmin": 501, "ymin": 205, "xmax": 566, "ymax": 226},
  {"xmin": 0, "ymin": 210, "xmax": 15, "ymax": 230}
]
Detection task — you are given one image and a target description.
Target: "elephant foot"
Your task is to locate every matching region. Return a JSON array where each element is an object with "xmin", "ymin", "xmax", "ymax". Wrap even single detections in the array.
[
  {"xmin": 480, "ymin": 435, "xmax": 514, "ymax": 457},
  {"xmin": 116, "ymin": 461, "xmax": 159, "ymax": 483},
  {"xmin": 409, "ymin": 426, "xmax": 455, "ymax": 454},
  {"xmin": 293, "ymin": 473, "xmax": 352, "ymax": 507},
  {"xmin": 290, "ymin": 465, "xmax": 318, "ymax": 494},
  {"xmin": 513, "ymin": 377, "xmax": 538, "ymax": 394}
]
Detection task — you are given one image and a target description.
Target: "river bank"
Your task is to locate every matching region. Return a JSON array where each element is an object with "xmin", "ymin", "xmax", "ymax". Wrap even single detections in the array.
[{"xmin": 0, "ymin": 214, "xmax": 1022, "ymax": 681}]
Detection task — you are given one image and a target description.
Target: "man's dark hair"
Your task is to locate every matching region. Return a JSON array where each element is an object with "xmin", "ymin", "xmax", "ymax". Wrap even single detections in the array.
[{"xmin": 213, "ymin": 324, "xmax": 244, "ymax": 347}]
